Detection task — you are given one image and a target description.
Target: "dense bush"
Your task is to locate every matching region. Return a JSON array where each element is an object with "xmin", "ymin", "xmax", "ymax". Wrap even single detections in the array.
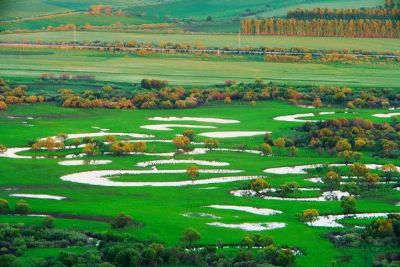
[
  {"xmin": 111, "ymin": 213, "xmax": 134, "ymax": 229},
  {"xmin": 4, "ymin": 78, "xmax": 400, "ymax": 112},
  {"xmin": 15, "ymin": 200, "xmax": 31, "ymax": 214},
  {"xmin": 141, "ymin": 79, "xmax": 168, "ymax": 89},
  {"xmin": 0, "ymin": 222, "xmax": 95, "ymax": 256},
  {"xmin": 328, "ymin": 214, "xmax": 400, "ymax": 248},
  {"xmin": 295, "ymin": 118, "xmax": 400, "ymax": 158},
  {"xmin": 0, "ymin": 199, "xmax": 10, "ymax": 214},
  {"xmin": 1, "ymin": 221, "xmax": 297, "ymax": 267},
  {"xmin": 374, "ymin": 252, "xmax": 400, "ymax": 266}
]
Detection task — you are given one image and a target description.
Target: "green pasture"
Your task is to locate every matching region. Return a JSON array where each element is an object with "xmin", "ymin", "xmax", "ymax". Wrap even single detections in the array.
[
  {"xmin": 0, "ymin": 0, "xmax": 382, "ymax": 33},
  {"xmin": 258, "ymin": 0, "xmax": 383, "ymax": 17},
  {"xmin": 130, "ymin": 0, "xmax": 382, "ymax": 21},
  {"xmin": 0, "ymin": 14, "xmax": 150, "ymax": 31},
  {"xmin": 0, "ymin": 47, "xmax": 399, "ymax": 88},
  {"xmin": 0, "ymin": 101, "xmax": 399, "ymax": 266},
  {"xmin": 0, "ymin": 0, "xmax": 161, "ymax": 21}
]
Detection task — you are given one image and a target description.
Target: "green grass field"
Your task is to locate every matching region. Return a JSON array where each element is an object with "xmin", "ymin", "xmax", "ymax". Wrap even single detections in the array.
[
  {"xmin": 0, "ymin": 101, "xmax": 399, "ymax": 266},
  {"xmin": 1, "ymin": 31, "xmax": 399, "ymax": 53},
  {"xmin": 0, "ymin": 0, "xmax": 382, "ymax": 32},
  {"xmin": 0, "ymin": 47, "xmax": 399, "ymax": 88},
  {"xmin": 130, "ymin": 0, "xmax": 382, "ymax": 21},
  {"xmin": 0, "ymin": 14, "xmax": 150, "ymax": 31},
  {"xmin": 1, "ymin": 0, "xmax": 399, "ymax": 265},
  {"xmin": 0, "ymin": 0, "xmax": 161, "ymax": 21},
  {"xmin": 257, "ymin": 0, "xmax": 383, "ymax": 17}
]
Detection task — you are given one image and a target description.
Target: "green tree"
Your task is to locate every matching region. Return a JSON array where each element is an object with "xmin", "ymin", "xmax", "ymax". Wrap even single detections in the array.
[
  {"xmin": 260, "ymin": 143, "xmax": 272, "ymax": 156},
  {"xmin": 279, "ymin": 182, "xmax": 299, "ymax": 196},
  {"xmin": 288, "ymin": 146, "xmax": 298, "ymax": 156},
  {"xmin": 15, "ymin": 200, "xmax": 31, "ymax": 214},
  {"xmin": 381, "ymin": 164, "xmax": 398, "ymax": 183},
  {"xmin": 273, "ymin": 137, "xmax": 286, "ymax": 148},
  {"xmin": 273, "ymin": 137, "xmax": 286, "ymax": 155},
  {"xmin": 180, "ymin": 227, "xmax": 200, "ymax": 247},
  {"xmin": 302, "ymin": 209, "xmax": 319, "ymax": 224},
  {"xmin": 110, "ymin": 141, "xmax": 134, "ymax": 155},
  {"xmin": 111, "ymin": 212, "xmax": 134, "ymax": 229},
  {"xmin": 42, "ymin": 216, "xmax": 55, "ymax": 229},
  {"xmin": 341, "ymin": 196, "xmax": 356, "ymax": 214},
  {"xmin": 250, "ymin": 178, "xmax": 269, "ymax": 195},
  {"xmin": 182, "ymin": 130, "xmax": 195, "ymax": 141},
  {"xmin": 338, "ymin": 150, "xmax": 362, "ymax": 164},
  {"xmin": 368, "ymin": 219, "xmax": 394, "ymax": 237},
  {"xmin": 264, "ymin": 133, "xmax": 273, "ymax": 145},
  {"xmin": 0, "ymin": 101, "xmax": 7, "ymax": 111},
  {"xmin": 350, "ymin": 163, "xmax": 369, "ymax": 179},
  {"xmin": 57, "ymin": 133, "xmax": 68, "ymax": 141},
  {"xmin": 186, "ymin": 166, "xmax": 199, "ymax": 182},
  {"xmin": 173, "ymin": 136, "xmax": 190, "ymax": 151},
  {"xmin": 83, "ymin": 143, "xmax": 97, "ymax": 156},
  {"xmin": 0, "ymin": 144, "xmax": 7, "ymax": 153},
  {"xmin": 241, "ymin": 235, "xmax": 255, "ymax": 248},
  {"xmin": 335, "ymin": 139, "xmax": 351, "ymax": 152},
  {"xmin": 323, "ymin": 171, "xmax": 341, "ymax": 190},
  {"xmin": 204, "ymin": 138, "xmax": 219, "ymax": 150},
  {"xmin": 72, "ymin": 138, "xmax": 81, "ymax": 148},
  {"xmin": 364, "ymin": 173, "xmax": 380, "ymax": 189},
  {"xmin": 0, "ymin": 198, "xmax": 10, "ymax": 214},
  {"xmin": 261, "ymin": 245, "xmax": 294, "ymax": 267},
  {"xmin": 0, "ymin": 254, "xmax": 18, "ymax": 267}
]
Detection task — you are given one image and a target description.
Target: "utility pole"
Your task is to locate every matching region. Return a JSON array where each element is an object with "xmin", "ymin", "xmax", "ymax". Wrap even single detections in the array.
[
  {"xmin": 73, "ymin": 25, "xmax": 77, "ymax": 44},
  {"xmin": 238, "ymin": 29, "xmax": 241, "ymax": 49}
]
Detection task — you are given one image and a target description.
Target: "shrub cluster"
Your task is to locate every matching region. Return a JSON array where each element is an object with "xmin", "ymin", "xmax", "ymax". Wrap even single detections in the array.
[
  {"xmin": 294, "ymin": 118, "xmax": 400, "ymax": 158},
  {"xmin": 1, "ymin": 220, "xmax": 296, "ymax": 267},
  {"xmin": 4, "ymin": 78, "xmax": 400, "ymax": 112},
  {"xmin": 327, "ymin": 214, "xmax": 400, "ymax": 266},
  {"xmin": 0, "ymin": 221, "xmax": 94, "ymax": 256}
]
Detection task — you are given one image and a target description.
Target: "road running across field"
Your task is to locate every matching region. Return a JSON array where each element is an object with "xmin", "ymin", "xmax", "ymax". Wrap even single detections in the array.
[{"xmin": 0, "ymin": 42, "xmax": 398, "ymax": 58}]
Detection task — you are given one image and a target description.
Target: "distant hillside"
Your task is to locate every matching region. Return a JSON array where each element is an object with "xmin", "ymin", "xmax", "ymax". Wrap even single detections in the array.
[{"xmin": 0, "ymin": 0, "xmax": 383, "ymax": 33}]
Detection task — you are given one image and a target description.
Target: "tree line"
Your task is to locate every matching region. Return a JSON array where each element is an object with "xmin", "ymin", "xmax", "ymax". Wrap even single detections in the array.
[
  {"xmin": 88, "ymin": 5, "xmax": 125, "ymax": 17},
  {"xmin": 287, "ymin": 8, "xmax": 400, "ymax": 20},
  {"xmin": 0, "ymin": 218, "xmax": 296, "ymax": 267},
  {"xmin": 264, "ymin": 53, "xmax": 399, "ymax": 64},
  {"xmin": 327, "ymin": 214, "xmax": 400, "ymax": 266},
  {"xmin": 241, "ymin": 18, "xmax": 400, "ymax": 38},
  {"xmin": 385, "ymin": 0, "xmax": 400, "ymax": 9},
  {"xmin": 58, "ymin": 82, "xmax": 400, "ymax": 111},
  {"xmin": 4, "ymin": 78, "xmax": 400, "ymax": 111}
]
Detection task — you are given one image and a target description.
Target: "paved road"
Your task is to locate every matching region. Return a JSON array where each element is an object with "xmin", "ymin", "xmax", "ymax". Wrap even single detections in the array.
[{"xmin": 0, "ymin": 42, "xmax": 399, "ymax": 58}]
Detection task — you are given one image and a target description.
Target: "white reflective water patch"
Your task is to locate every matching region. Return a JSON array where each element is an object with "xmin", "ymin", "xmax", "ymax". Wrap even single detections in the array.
[
  {"xmin": 373, "ymin": 113, "xmax": 400, "ymax": 118},
  {"xmin": 273, "ymin": 112, "xmax": 335, "ymax": 122},
  {"xmin": 309, "ymin": 212, "xmax": 400, "ymax": 228},
  {"xmin": 10, "ymin": 194, "xmax": 66, "ymax": 200},
  {"xmin": 60, "ymin": 169, "xmax": 264, "ymax": 187},
  {"xmin": 207, "ymin": 222, "xmax": 286, "ymax": 231},
  {"xmin": 199, "ymin": 131, "xmax": 269, "ymax": 138},
  {"xmin": 58, "ymin": 160, "xmax": 112, "ymax": 166},
  {"xmin": 136, "ymin": 159, "xmax": 229, "ymax": 168},
  {"xmin": 148, "ymin": 117, "xmax": 240, "ymax": 124},
  {"xmin": 141, "ymin": 124, "xmax": 216, "ymax": 131},
  {"xmin": 206, "ymin": 205, "xmax": 282, "ymax": 216}
]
